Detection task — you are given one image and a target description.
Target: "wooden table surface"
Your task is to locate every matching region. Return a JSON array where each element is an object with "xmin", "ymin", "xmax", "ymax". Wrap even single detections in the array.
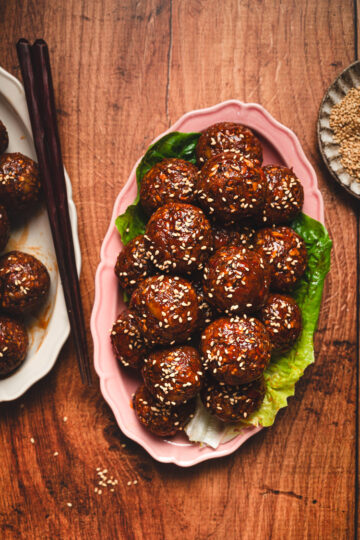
[{"xmin": 0, "ymin": 1, "xmax": 358, "ymax": 538}]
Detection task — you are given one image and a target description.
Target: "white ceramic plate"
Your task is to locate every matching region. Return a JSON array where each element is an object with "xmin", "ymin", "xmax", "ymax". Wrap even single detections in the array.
[{"xmin": 0, "ymin": 67, "xmax": 81, "ymax": 401}]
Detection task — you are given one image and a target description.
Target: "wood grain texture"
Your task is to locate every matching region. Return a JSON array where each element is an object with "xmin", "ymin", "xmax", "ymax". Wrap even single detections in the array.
[{"xmin": 0, "ymin": 1, "xmax": 358, "ymax": 539}]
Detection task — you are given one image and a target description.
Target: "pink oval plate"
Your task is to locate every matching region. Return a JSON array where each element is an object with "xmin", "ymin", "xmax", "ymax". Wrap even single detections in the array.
[{"xmin": 90, "ymin": 100, "xmax": 324, "ymax": 467}]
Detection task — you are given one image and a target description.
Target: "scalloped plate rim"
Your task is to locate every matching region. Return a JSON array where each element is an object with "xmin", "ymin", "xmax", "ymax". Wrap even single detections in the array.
[{"xmin": 91, "ymin": 99, "xmax": 324, "ymax": 467}]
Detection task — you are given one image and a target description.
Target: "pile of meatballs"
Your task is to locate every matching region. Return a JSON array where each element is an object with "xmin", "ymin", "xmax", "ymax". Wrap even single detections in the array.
[
  {"xmin": 112, "ymin": 122, "xmax": 306, "ymax": 438},
  {"xmin": 0, "ymin": 120, "xmax": 50, "ymax": 378}
]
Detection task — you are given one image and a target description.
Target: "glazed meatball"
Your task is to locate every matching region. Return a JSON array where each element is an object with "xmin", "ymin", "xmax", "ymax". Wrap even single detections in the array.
[
  {"xmin": 0, "ymin": 251, "xmax": 50, "ymax": 315},
  {"xmin": 0, "ymin": 204, "xmax": 10, "ymax": 252},
  {"xmin": 201, "ymin": 316, "xmax": 271, "ymax": 385},
  {"xmin": 254, "ymin": 226, "xmax": 307, "ymax": 291},
  {"xmin": 196, "ymin": 152, "xmax": 266, "ymax": 224},
  {"xmin": 110, "ymin": 311, "xmax": 148, "ymax": 369},
  {"xmin": 0, "ymin": 153, "xmax": 41, "ymax": 215},
  {"xmin": 142, "ymin": 345, "xmax": 204, "ymax": 405},
  {"xmin": 203, "ymin": 246, "xmax": 270, "ymax": 314},
  {"xmin": 260, "ymin": 165, "xmax": 304, "ymax": 225},
  {"xmin": 140, "ymin": 158, "xmax": 199, "ymax": 215},
  {"xmin": 145, "ymin": 202, "xmax": 213, "ymax": 275},
  {"xmin": 212, "ymin": 224, "xmax": 256, "ymax": 252},
  {"xmin": 192, "ymin": 281, "xmax": 215, "ymax": 331},
  {"xmin": 129, "ymin": 275, "xmax": 199, "ymax": 345},
  {"xmin": 115, "ymin": 235, "xmax": 152, "ymax": 295},
  {"xmin": 0, "ymin": 121, "xmax": 9, "ymax": 155},
  {"xmin": 196, "ymin": 122, "xmax": 263, "ymax": 167},
  {"xmin": 0, "ymin": 315, "xmax": 28, "ymax": 377},
  {"xmin": 201, "ymin": 377, "xmax": 266, "ymax": 423},
  {"xmin": 259, "ymin": 293, "xmax": 302, "ymax": 353},
  {"xmin": 133, "ymin": 384, "xmax": 196, "ymax": 437}
]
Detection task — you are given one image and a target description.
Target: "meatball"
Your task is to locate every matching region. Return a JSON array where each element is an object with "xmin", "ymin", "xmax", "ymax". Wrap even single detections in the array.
[
  {"xmin": 260, "ymin": 165, "xmax": 304, "ymax": 225},
  {"xmin": 143, "ymin": 345, "xmax": 203, "ymax": 406},
  {"xmin": 145, "ymin": 202, "xmax": 213, "ymax": 275},
  {"xmin": 115, "ymin": 235, "xmax": 152, "ymax": 295},
  {"xmin": 129, "ymin": 275, "xmax": 199, "ymax": 345},
  {"xmin": 133, "ymin": 384, "xmax": 195, "ymax": 437},
  {"xmin": 203, "ymin": 246, "xmax": 270, "ymax": 314},
  {"xmin": 201, "ymin": 316, "xmax": 271, "ymax": 385},
  {"xmin": 0, "ymin": 251, "xmax": 50, "ymax": 315},
  {"xmin": 140, "ymin": 158, "xmax": 199, "ymax": 215},
  {"xmin": 212, "ymin": 224, "xmax": 256, "ymax": 252},
  {"xmin": 196, "ymin": 122, "xmax": 263, "ymax": 167},
  {"xmin": 201, "ymin": 377, "xmax": 266, "ymax": 423},
  {"xmin": 258, "ymin": 293, "xmax": 302, "ymax": 353},
  {"xmin": 0, "ymin": 153, "xmax": 41, "ymax": 215},
  {"xmin": 0, "ymin": 204, "xmax": 10, "ymax": 252},
  {"xmin": 0, "ymin": 121, "xmax": 9, "ymax": 155},
  {"xmin": 254, "ymin": 226, "xmax": 307, "ymax": 291},
  {"xmin": 0, "ymin": 315, "xmax": 28, "ymax": 377},
  {"xmin": 192, "ymin": 281, "xmax": 215, "ymax": 331},
  {"xmin": 196, "ymin": 152, "xmax": 266, "ymax": 224},
  {"xmin": 110, "ymin": 311, "xmax": 148, "ymax": 369}
]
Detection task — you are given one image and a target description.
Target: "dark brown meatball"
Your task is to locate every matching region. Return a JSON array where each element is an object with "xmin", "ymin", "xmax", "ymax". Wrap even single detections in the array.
[
  {"xmin": 258, "ymin": 293, "xmax": 302, "ymax": 353},
  {"xmin": 203, "ymin": 246, "xmax": 270, "ymax": 314},
  {"xmin": 212, "ymin": 224, "xmax": 256, "ymax": 252},
  {"xmin": 110, "ymin": 311, "xmax": 148, "ymax": 369},
  {"xmin": 192, "ymin": 281, "xmax": 215, "ymax": 331},
  {"xmin": 196, "ymin": 122, "xmax": 263, "ymax": 167},
  {"xmin": 133, "ymin": 384, "xmax": 196, "ymax": 437},
  {"xmin": 260, "ymin": 165, "xmax": 304, "ymax": 225},
  {"xmin": 115, "ymin": 235, "xmax": 152, "ymax": 295},
  {"xmin": 145, "ymin": 202, "xmax": 213, "ymax": 275},
  {"xmin": 129, "ymin": 275, "xmax": 199, "ymax": 345},
  {"xmin": 0, "ymin": 315, "xmax": 28, "ymax": 377},
  {"xmin": 142, "ymin": 345, "xmax": 204, "ymax": 405},
  {"xmin": 0, "ymin": 251, "xmax": 50, "ymax": 315},
  {"xmin": 201, "ymin": 316, "xmax": 271, "ymax": 385},
  {"xmin": 254, "ymin": 226, "xmax": 307, "ymax": 291},
  {"xmin": 196, "ymin": 152, "xmax": 266, "ymax": 224},
  {"xmin": 0, "ymin": 121, "xmax": 9, "ymax": 155},
  {"xmin": 201, "ymin": 377, "xmax": 266, "ymax": 423},
  {"xmin": 0, "ymin": 153, "xmax": 41, "ymax": 215},
  {"xmin": 140, "ymin": 158, "xmax": 199, "ymax": 215},
  {"xmin": 0, "ymin": 204, "xmax": 10, "ymax": 252}
]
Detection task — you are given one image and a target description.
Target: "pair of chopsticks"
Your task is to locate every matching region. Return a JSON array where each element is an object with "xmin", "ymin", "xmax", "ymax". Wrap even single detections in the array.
[{"xmin": 16, "ymin": 39, "xmax": 91, "ymax": 385}]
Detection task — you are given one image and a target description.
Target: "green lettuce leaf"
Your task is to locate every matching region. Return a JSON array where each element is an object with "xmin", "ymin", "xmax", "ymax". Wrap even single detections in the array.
[
  {"xmin": 115, "ymin": 204, "xmax": 147, "ymax": 245},
  {"xmin": 116, "ymin": 131, "xmax": 201, "ymax": 245},
  {"xmin": 186, "ymin": 213, "xmax": 332, "ymax": 445},
  {"xmin": 115, "ymin": 129, "xmax": 332, "ymax": 446},
  {"xmin": 247, "ymin": 213, "xmax": 332, "ymax": 427}
]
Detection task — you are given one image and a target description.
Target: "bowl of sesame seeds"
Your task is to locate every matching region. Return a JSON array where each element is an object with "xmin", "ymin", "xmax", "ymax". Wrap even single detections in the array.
[
  {"xmin": 91, "ymin": 100, "xmax": 327, "ymax": 466},
  {"xmin": 318, "ymin": 60, "xmax": 360, "ymax": 199}
]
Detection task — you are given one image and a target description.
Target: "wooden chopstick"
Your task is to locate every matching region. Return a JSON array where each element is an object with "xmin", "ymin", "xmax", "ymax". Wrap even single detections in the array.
[
  {"xmin": 30, "ymin": 40, "xmax": 92, "ymax": 385},
  {"xmin": 16, "ymin": 39, "xmax": 92, "ymax": 385}
]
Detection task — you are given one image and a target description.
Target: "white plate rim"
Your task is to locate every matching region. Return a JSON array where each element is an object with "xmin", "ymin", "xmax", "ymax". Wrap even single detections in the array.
[{"xmin": 0, "ymin": 66, "xmax": 81, "ymax": 401}]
